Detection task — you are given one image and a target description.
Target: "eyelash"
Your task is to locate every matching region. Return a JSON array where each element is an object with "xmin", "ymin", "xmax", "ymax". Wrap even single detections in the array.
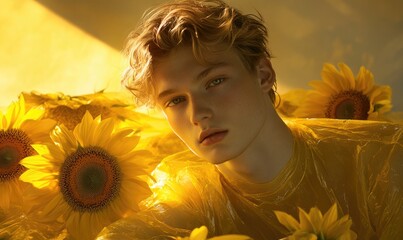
[
  {"xmin": 165, "ymin": 78, "xmax": 225, "ymax": 108},
  {"xmin": 166, "ymin": 96, "xmax": 186, "ymax": 107},
  {"xmin": 206, "ymin": 78, "xmax": 225, "ymax": 88}
]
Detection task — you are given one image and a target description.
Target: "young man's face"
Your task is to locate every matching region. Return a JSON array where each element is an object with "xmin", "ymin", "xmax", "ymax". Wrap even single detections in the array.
[{"xmin": 153, "ymin": 45, "xmax": 275, "ymax": 164}]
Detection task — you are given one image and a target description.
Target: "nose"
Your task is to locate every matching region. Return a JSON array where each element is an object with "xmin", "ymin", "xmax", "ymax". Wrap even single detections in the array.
[{"xmin": 188, "ymin": 94, "xmax": 213, "ymax": 126}]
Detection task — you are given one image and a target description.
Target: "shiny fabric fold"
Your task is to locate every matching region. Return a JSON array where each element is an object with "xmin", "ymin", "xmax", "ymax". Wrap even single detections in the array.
[{"xmin": 98, "ymin": 118, "xmax": 402, "ymax": 240}]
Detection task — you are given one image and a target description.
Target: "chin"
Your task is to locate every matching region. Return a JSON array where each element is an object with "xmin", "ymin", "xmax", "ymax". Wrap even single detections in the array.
[
  {"xmin": 204, "ymin": 151, "xmax": 234, "ymax": 165},
  {"xmin": 190, "ymin": 146, "xmax": 236, "ymax": 165},
  {"xmin": 208, "ymin": 157, "xmax": 230, "ymax": 165}
]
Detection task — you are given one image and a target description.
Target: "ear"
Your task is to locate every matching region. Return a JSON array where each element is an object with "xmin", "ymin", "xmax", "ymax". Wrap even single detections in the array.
[{"xmin": 256, "ymin": 58, "xmax": 276, "ymax": 93}]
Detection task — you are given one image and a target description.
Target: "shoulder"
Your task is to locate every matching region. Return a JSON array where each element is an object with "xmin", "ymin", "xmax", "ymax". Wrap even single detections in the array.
[
  {"xmin": 285, "ymin": 118, "xmax": 402, "ymax": 190},
  {"xmin": 285, "ymin": 118, "xmax": 402, "ymax": 144},
  {"xmin": 285, "ymin": 118, "xmax": 402, "ymax": 163},
  {"xmin": 286, "ymin": 118, "xmax": 403, "ymax": 143},
  {"xmin": 285, "ymin": 117, "xmax": 402, "ymax": 162},
  {"xmin": 284, "ymin": 118, "xmax": 402, "ymax": 186}
]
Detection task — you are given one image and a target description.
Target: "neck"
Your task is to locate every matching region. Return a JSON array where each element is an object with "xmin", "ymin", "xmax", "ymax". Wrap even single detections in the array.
[{"xmin": 217, "ymin": 108, "xmax": 294, "ymax": 183}]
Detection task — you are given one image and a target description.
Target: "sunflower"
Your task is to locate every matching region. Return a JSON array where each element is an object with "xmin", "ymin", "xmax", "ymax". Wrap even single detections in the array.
[
  {"xmin": 276, "ymin": 90, "xmax": 308, "ymax": 118},
  {"xmin": 0, "ymin": 95, "xmax": 55, "ymax": 210},
  {"xmin": 20, "ymin": 111, "xmax": 155, "ymax": 240},
  {"xmin": 22, "ymin": 90, "xmax": 141, "ymax": 130},
  {"xmin": 293, "ymin": 63, "xmax": 392, "ymax": 120},
  {"xmin": 175, "ymin": 226, "xmax": 252, "ymax": 240},
  {"xmin": 22, "ymin": 91, "xmax": 182, "ymax": 160},
  {"xmin": 275, "ymin": 204, "xmax": 357, "ymax": 240}
]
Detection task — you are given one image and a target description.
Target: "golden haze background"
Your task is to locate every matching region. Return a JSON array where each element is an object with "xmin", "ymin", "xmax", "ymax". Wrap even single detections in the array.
[{"xmin": 0, "ymin": 0, "xmax": 402, "ymax": 110}]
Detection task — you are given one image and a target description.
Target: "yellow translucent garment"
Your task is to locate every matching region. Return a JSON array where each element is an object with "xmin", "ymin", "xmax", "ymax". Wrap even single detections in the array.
[{"xmin": 98, "ymin": 118, "xmax": 402, "ymax": 240}]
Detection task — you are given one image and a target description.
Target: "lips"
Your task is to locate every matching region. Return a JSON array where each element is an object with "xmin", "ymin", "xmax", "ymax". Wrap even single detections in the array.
[{"xmin": 199, "ymin": 129, "xmax": 228, "ymax": 145}]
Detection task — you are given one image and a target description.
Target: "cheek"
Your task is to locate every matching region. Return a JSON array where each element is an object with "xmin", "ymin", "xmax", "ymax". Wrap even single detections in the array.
[
  {"xmin": 220, "ymin": 85, "xmax": 267, "ymax": 123},
  {"xmin": 166, "ymin": 113, "xmax": 191, "ymax": 141},
  {"xmin": 218, "ymin": 83, "xmax": 258, "ymax": 111},
  {"xmin": 166, "ymin": 115, "xmax": 182, "ymax": 133}
]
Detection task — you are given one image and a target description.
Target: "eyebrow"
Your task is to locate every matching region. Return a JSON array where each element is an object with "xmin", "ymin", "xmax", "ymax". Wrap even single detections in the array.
[
  {"xmin": 157, "ymin": 62, "xmax": 228, "ymax": 103},
  {"xmin": 196, "ymin": 62, "xmax": 227, "ymax": 81}
]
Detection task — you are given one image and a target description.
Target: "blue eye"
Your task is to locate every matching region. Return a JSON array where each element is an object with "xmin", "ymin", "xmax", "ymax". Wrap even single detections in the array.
[
  {"xmin": 166, "ymin": 96, "xmax": 185, "ymax": 107},
  {"xmin": 207, "ymin": 78, "xmax": 224, "ymax": 88}
]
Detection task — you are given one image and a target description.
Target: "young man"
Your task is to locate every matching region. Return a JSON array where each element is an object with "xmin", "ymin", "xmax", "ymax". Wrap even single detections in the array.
[{"xmin": 98, "ymin": 0, "xmax": 402, "ymax": 239}]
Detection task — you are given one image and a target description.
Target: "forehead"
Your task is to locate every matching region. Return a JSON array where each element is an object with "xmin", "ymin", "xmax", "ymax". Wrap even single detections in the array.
[{"xmin": 152, "ymin": 45, "xmax": 245, "ymax": 80}]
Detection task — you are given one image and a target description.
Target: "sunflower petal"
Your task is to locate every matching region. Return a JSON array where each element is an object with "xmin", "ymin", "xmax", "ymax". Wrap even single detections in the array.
[
  {"xmin": 107, "ymin": 135, "xmax": 140, "ymax": 156},
  {"xmin": 20, "ymin": 119, "xmax": 56, "ymax": 143},
  {"xmin": 308, "ymin": 80, "xmax": 337, "ymax": 96},
  {"xmin": 356, "ymin": 66, "xmax": 374, "ymax": 92},
  {"xmin": 321, "ymin": 204, "xmax": 338, "ymax": 231},
  {"xmin": 209, "ymin": 235, "xmax": 252, "ymax": 240},
  {"xmin": 326, "ymin": 215, "xmax": 352, "ymax": 238},
  {"xmin": 274, "ymin": 210, "xmax": 300, "ymax": 231},
  {"xmin": 94, "ymin": 117, "xmax": 115, "ymax": 147},
  {"xmin": 338, "ymin": 63, "xmax": 355, "ymax": 89},
  {"xmin": 22, "ymin": 107, "xmax": 44, "ymax": 122},
  {"xmin": 308, "ymin": 207, "xmax": 323, "ymax": 233},
  {"xmin": 339, "ymin": 230, "xmax": 358, "ymax": 240},
  {"xmin": 5, "ymin": 98, "xmax": 20, "ymax": 129},
  {"xmin": 121, "ymin": 179, "xmax": 152, "ymax": 204},
  {"xmin": 321, "ymin": 63, "xmax": 347, "ymax": 91},
  {"xmin": 41, "ymin": 194, "xmax": 68, "ymax": 221},
  {"xmin": 52, "ymin": 125, "xmax": 78, "ymax": 155},
  {"xmin": 20, "ymin": 169, "xmax": 55, "ymax": 188},
  {"xmin": 73, "ymin": 111, "xmax": 93, "ymax": 146},
  {"xmin": 20, "ymin": 155, "xmax": 52, "ymax": 170},
  {"xmin": 298, "ymin": 207, "xmax": 315, "ymax": 233},
  {"xmin": 189, "ymin": 226, "xmax": 208, "ymax": 240},
  {"xmin": 66, "ymin": 212, "xmax": 89, "ymax": 240}
]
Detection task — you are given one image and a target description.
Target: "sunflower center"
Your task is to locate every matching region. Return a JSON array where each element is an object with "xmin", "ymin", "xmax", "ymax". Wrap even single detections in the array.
[
  {"xmin": 325, "ymin": 90, "xmax": 370, "ymax": 120},
  {"xmin": 59, "ymin": 146, "xmax": 121, "ymax": 212},
  {"xmin": 0, "ymin": 129, "xmax": 32, "ymax": 182},
  {"xmin": 78, "ymin": 165, "xmax": 106, "ymax": 194},
  {"xmin": 47, "ymin": 105, "xmax": 112, "ymax": 130}
]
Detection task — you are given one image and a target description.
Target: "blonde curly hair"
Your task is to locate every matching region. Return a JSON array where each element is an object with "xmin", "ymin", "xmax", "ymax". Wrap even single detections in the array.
[{"xmin": 123, "ymin": 0, "xmax": 276, "ymax": 106}]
